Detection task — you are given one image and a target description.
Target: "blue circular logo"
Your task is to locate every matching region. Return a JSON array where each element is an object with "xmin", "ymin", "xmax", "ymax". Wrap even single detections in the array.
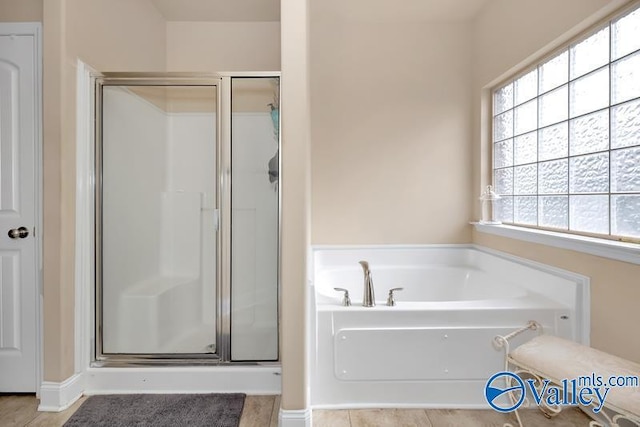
[{"xmin": 484, "ymin": 371, "xmax": 526, "ymax": 412}]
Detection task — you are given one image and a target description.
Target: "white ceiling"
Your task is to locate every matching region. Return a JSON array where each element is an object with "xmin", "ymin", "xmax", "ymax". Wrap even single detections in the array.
[
  {"xmin": 151, "ymin": 0, "xmax": 281, "ymax": 22},
  {"xmin": 151, "ymin": 0, "xmax": 491, "ymax": 23}
]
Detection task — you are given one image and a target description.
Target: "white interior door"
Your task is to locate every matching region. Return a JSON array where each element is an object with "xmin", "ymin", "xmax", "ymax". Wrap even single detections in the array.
[{"xmin": 0, "ymin": 26, "xmax": 39, "ymax": 392}]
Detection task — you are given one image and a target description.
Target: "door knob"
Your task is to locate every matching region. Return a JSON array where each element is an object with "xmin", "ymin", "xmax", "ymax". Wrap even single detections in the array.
[{"xmin": 8, "ymin": 227, "xmax": 29, "ymax": 239}]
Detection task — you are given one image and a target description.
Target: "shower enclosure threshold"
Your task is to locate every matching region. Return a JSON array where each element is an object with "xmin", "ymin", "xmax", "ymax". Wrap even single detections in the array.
[{"xmin": 83, "ymin": 364, "xmax": 281, "ymax": 395}]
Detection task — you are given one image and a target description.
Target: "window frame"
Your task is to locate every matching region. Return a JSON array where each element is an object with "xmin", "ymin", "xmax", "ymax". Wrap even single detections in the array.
[{"xmin": 488, "ymin": 2, "xmax": 640, "ymax": 247}]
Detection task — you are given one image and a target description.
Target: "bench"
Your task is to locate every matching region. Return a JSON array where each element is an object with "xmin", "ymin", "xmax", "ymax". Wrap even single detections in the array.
[
  {"xmin": 494, "ymin": 322, "xmax": 640, "ymax": 427},
  {"xmin": 118, "ymin": 276, "xmax": 201, "ymax": 353}
]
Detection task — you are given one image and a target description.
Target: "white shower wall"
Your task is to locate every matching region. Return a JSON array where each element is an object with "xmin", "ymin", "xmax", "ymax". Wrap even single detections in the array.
[
  {"xmin": 167, "ymin": 113, "xmax": 217, "ymax": 327},
  {"xmin": 102, "ymin": 87, "xmax": 168, "ymax": 353}
]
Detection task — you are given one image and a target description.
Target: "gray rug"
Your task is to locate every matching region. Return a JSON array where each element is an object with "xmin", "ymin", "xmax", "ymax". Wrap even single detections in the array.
[{"xmin": 64, "ymin": 393, "xmax": 245, "ymax": 427}]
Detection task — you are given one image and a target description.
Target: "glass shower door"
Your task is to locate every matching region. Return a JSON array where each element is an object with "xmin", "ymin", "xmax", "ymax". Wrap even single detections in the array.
[
  {"xmin": 99, "ymin": 82, "xmax": 218, "ymax": 356},
  {"xmin": 230, "ymin": 77, "xmax": 280, "ymax": 361}
]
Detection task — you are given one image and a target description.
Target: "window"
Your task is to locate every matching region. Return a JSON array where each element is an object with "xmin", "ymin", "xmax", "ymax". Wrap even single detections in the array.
[{"xmin": 492, "ymin": 5, "xmax": 640, "ymax": 242}]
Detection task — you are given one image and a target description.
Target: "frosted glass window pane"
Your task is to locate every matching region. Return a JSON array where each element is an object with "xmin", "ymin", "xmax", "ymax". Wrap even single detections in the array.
[
  {"xmin": 612, "ymin": 7, "xmax": 640, "ymax": 60},
  {"xmin": 570, "ymin": 27, "xmax": 609, "ymax": 79},
  {"xmin": 570, "ymin": 67, "xmax": 609, "ymax": 118},
  {"xmin": 569, "ymin": 109, "xmax": 609, "ymax": 156},
  {"xmin": 494, "ymin": 139, "xmax": 513, "ymax": 168},
  {"xmin": 539, "ymin": 159, "xmax": 568, "ymax": 194},
  {"xmin": 514, "ymin": 131, "xmax": 537, "ymax": 165},
  {"xmin": 514, "ymin": 164, "xmax": 537, "ymax": 195},
  {"xmin": 490, "ymin": 5, "xmax": 640, "ymax": 239},
  {"xmin": 569, "ymin": 195, "xmax": 609, "ymax": 234},
  {"xmin": 569, "ymin": 152, "xmax": 609, "ymax": 193},
  {"xmin": 612, "ymin": 51, "xmax": 640, "ymax": 104},
  {"xmin": 514, "ymin": 100, "xmax": 537, "ymax": 136},
  {"xmin": 539, "ymin": 50, "xmax": 568, "ymax": 93},
  {"xmin": 611, "ymin": 99, "xmax": 640, "ymax": 149},
  {"xmin": 539, "ymin": 85, "xmax": 568, "ymax": 127},
  {"xmin": 612, "ymin": 195, "xmax": 640, "ymax": 238},
  {"xmin": 611, "ymin": 146, "xmax": 640, "ymax": 192},
  {"xmin": 494, "ymin": 83, "xmax": 513, "ymax": 115},
  {"xmin": 515, "ymin": 69, "xmax": 538, "ymax": 105},
  {"xmin": 495, "ymin": 196, "xmax": 514, "ymax": 223},
  {"xmin": 494, "ymin": 110, "xmax": 513, "ymax": 141},
  {"xmin": 539, "ymin": 196, "xmax": 569, "ymax": 229},
  {"xmin": 514, "ymin": 196, "xmax": 537, "ymax": 225},
  {"xmin": 495, "ymin": 167, "xmax": 513, "ymax": 195},
  {"xmin": 539, "ymin": 122, "xmax": 568, "ymax": 161}
]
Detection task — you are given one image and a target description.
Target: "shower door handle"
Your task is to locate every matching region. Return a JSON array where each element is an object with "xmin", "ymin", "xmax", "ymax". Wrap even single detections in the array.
[
  {"xmin": 213, "ymin": 209, "xmax": 220, "ymax": 231},
  {"xmin": 8, "ymin": 226, "xmax": 30, "ymax": 239}
]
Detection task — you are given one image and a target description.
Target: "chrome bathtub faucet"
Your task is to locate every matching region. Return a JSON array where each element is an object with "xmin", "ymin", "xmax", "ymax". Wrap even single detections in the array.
[
  {"xmin": 359, "ymin": 260, "xmax": 375, "ymax": 307},
  {"xmin": 386, "ymin": 287, "xmax": 404, "ymax": 306},
  {"xmin": 333, "ymin": 288, "xmax": 351, "ymax": 306}
]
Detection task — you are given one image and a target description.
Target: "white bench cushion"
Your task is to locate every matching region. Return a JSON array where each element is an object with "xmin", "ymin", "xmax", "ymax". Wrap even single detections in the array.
[{"xmin": 509, "ymin": 335, "xmax": 640, "ymax": 417}]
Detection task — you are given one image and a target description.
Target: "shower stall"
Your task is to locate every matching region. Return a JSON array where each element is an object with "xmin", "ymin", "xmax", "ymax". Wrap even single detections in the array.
[{"xmin": 93, "ymin": 73, "xmax": 279, "ymax": 365}]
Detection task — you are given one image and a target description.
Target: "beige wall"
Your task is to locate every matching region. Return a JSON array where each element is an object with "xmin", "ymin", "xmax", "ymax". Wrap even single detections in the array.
[
  {"xmin": 310, "ymin": 3, "xmax": 472, "ymax": 244},
  {"xmin": 166, "ymin": 21, "xmax": 280, "ymax": 71},
  {"xmin": 42, "ymin": 0, "xmax": 66, "ymax": 384},
  {"xmin": 0, "ymin": 0, "xmax": 42, "ymax": 21},
  {"xmin": 65, "ymin": 0, "xmax": 166, "ymax": 71},
  {"xmin": 280, "ymin": 0, "xmax": 310, "ymax": 412},
  {"xmin": 43, "ymin": 0, "xmax": 166, "ymax": 382},
  {"xmin": 471, "ymin": 0, "xmax": 640, "ymax": 363}
]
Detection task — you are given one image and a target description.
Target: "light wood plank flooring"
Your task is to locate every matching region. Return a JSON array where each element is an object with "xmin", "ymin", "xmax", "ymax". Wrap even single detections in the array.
[
  {"xmin": 0, "ymin": 394, "xmax": 594, "ymax": 426},
  {"xmin": 314, "ymin": 407, "xmax": 594, "ymax": 426}
]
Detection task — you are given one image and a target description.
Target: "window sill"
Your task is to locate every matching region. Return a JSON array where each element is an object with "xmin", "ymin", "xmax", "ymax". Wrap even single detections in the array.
[{"xmin": 472, "ymin": 222, "xmax": 640, "ymax": 266}]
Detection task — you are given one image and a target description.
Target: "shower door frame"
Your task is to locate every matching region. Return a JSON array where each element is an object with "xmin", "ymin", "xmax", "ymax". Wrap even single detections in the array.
[{"xmin": 92, "ymin": 72, "xmax": 281, "ymax": 366}]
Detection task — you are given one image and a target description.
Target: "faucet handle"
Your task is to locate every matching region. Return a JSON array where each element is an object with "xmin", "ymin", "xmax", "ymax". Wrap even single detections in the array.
[
  {"xmin": 386, "ymin": 287, "xmax": 404, "ymax": 306},
  {"xmin": 334, "ymin": 288, "xmax": 352, "ymax": 307}
]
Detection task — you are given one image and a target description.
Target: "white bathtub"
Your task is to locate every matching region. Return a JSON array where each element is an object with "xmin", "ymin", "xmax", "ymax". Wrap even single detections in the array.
[
  {"xmin": 316, "ymin": 266, "xmax": 530, "ymax": 305},
  {"xmin": 309, "ymin": 245, "xmax": 590, "ymax": 408}
]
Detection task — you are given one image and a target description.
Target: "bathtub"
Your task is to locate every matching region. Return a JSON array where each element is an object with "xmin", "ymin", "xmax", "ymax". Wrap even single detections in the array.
[{"xmin": 309, "ymin": 245, "xmax": 589, "ymax": 408}]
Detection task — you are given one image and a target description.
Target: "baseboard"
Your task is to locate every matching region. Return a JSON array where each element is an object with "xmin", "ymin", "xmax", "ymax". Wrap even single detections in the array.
[
  {"xmin": 279, "ymin": 407, "xmax": 312, "ymax": 427},
  {"xmin": 38, "ymin": 373, "xmax": 84, "ymax": 412}
]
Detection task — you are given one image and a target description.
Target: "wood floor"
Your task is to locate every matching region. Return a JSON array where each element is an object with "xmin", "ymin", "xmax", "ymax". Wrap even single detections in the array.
[
  {"xmin": 313, "ymin": 407, "xmax": 593, "ymax": 426},
  {"xmin": 0, "ymin": 394, "xmax": 594, "ymax": 426}
]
